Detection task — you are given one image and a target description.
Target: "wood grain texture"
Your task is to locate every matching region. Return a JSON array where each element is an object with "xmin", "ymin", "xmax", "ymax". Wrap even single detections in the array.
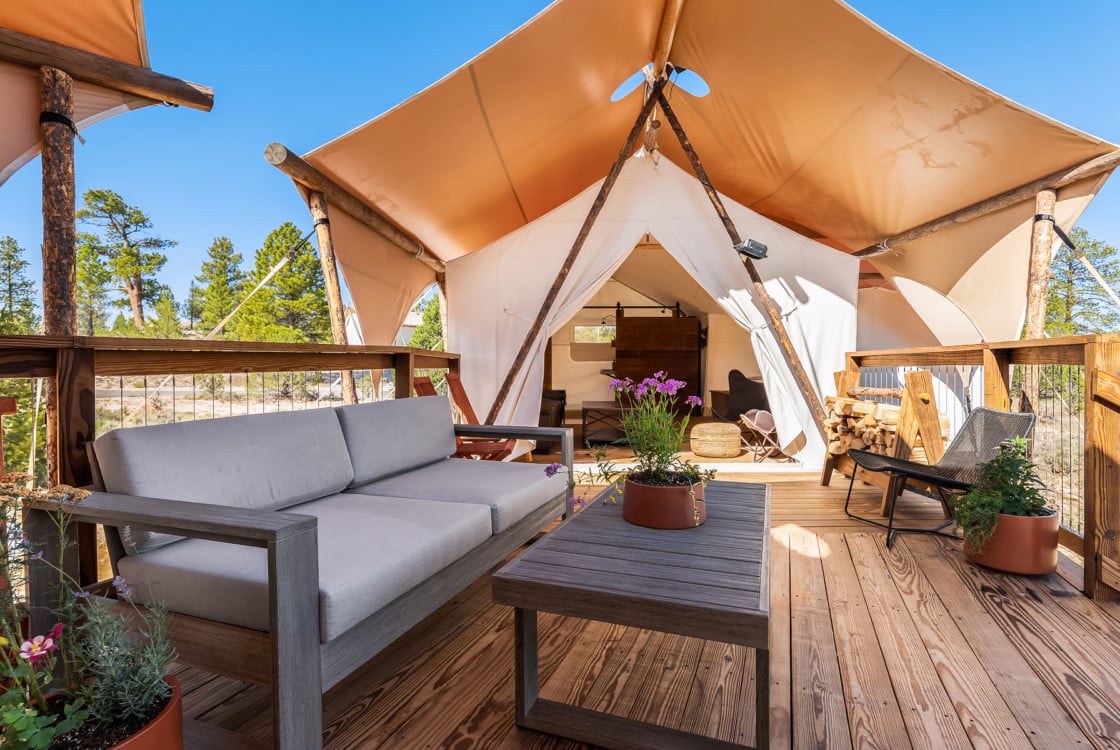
[
  {"xmin": 787, "ymin": 530, "xmax": 851, "ymax": 749},
  {"xmin": 818, "ymin": 533, "xmax": 909, "ymax": 750},
  {"xmin": 1084, "ymin": 340, "xmax": 1120, "ymax": 599},
  {"xmin": 845, "ymin": 534, "xmax": 971, "ymax": 749}
]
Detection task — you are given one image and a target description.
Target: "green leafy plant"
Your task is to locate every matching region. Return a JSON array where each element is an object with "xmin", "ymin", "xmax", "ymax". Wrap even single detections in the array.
[
  {"xmin": 953, "ymin": 438, "xmax": 1051, "ymax": 551},
  {"xmin": 0, "ymin": 474, "xmax": 175, "ymax": 749}
]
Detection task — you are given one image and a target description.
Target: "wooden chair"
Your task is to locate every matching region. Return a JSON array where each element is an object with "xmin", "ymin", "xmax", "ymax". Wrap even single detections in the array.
[{"xmin": 414, "ymin": 374, "xmax": 515, "ymax": 460}]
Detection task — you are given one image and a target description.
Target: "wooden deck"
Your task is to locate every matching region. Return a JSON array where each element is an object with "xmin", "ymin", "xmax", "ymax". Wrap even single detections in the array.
[{"xmin": 178, "ymin": 473, "xmax": 1120, "ymax": 748}]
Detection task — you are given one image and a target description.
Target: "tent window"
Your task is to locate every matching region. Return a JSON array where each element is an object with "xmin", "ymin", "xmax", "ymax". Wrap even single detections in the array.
[
  {"xmin": 610, "ymin": 68, "xmax": 649, "ymax": 102},
  {"xmin": 572, "ymin": 324, "xmax": 615, "ymax": 343}
]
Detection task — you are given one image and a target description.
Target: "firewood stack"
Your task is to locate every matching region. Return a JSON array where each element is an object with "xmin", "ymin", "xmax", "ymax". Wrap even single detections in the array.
[{"xmin": 824, "ymin": 395, "xmax": 949, "ymax": 461}]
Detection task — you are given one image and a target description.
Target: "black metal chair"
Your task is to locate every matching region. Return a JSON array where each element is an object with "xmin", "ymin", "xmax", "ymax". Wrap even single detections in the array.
[{"xmin": 844, "ymin": 407, "xmax": 1036, "ymax": 547}]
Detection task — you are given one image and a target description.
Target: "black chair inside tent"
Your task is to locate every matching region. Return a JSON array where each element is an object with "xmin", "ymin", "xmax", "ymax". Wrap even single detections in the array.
[{"xmin": 724, "ymin": 369, "xmax": 769, "ymax": 420}]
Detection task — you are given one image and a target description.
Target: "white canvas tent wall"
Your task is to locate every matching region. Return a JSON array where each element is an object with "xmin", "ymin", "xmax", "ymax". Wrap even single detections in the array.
[
  {"xmin": 281, "ymin": 0, "xmax": 1117, "ymax": 434},
  {"xmin": 447, "ymin": 156, "xmax": 857, "ymax": 464},
  {"xmin": 0, "ymin": 1, "xmax": 153, "ymax": 184}
]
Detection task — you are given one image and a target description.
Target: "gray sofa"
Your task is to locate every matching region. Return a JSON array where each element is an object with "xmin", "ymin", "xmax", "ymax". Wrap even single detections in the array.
[{"xmin": 67, "ymin": 395, "xmax": 571, "ymax": 749}]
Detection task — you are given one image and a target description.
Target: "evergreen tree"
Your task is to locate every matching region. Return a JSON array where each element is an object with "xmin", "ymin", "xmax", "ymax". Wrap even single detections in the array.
[
  {"xmin": 1046, "ymin": 227, "xmax": 1120, "ymax": 335},
  {"xmin": 76, "ymin": 189, "xmax": 175, "ymax": 328},
  {"xmin": 147, "ymin": 290, "xmax": 182, "ymax": 339},
  {"xmin": 230, "ymin": 223, "xmax": 329, "ymax": 343},
  {"xmin": 0, "ymin": 236, "xmax": 38, "ymax": 335},
  {"xmin": 194, "ymin": 236, "xmax": 245, "ymax": 336},
  {"xmin": 76, "ymin": 234, "xmax": 114, "ymax": 335},
  {"xmin": 0, "ymin": 238, "xmax": 44, "ymax": 477},
  {"xmin": 184, "ymin": 281, "xmax": 202, "ymax": 331},
  {"xmin": 407, "ymin": 292, "xmax": 444, "ymax": 351}
]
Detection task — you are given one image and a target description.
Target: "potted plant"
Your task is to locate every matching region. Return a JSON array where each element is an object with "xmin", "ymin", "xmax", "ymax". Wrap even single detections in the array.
[
  {"xmin": 952, "ymin": 438, "xmax": 1059, "ymax": 575},
  {"xmin": 553, "ymin": 372, "xmax": 714, "ymax": 529},
  {"xmin": 0, "ymin": 474, "xmax": 181, "ymax": 750}
]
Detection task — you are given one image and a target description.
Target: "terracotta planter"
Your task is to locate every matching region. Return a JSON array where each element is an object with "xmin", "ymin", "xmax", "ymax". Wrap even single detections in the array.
[
  {"xmin": 622, "ymin": 478, "xmax": 706, "ymax": 529},
  {"xmin": 964, "ymin": 509, "xmax": 1059, "ymax": 575},
  {"xmin": 109, "ymin": 676, "xmax": 183, "ymax": 750}
]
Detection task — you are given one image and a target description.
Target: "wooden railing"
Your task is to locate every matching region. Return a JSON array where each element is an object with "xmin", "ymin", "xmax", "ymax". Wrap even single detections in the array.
[
  {"xmin": 0, "ymin": 334, "xmax": 459, "ymax": 582},
  {"xmin": 841, "ymin": 335, "xmax": 1120, "ymax": 600}
]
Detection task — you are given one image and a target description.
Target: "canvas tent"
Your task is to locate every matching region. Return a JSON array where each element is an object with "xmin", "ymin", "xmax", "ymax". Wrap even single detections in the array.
[{"xmin": 273, "ymin": 0, "xmax": 1117, "ymax": 461}]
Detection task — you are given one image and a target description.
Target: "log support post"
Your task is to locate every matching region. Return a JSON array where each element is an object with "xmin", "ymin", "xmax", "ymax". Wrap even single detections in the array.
[
  {"xmin": 40, "ymin": 66, "xmax": 78, "ymax": 493},
  {"xmin": 656, "ymin": 91, "xmax": 828, "ymax": 441},
  {"xmin": 308, "ymin": 193, "xmax": 357, "ymax": 405}
]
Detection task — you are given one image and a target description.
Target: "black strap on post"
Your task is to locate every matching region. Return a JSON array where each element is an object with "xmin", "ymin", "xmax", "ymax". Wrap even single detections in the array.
[
  {"xmin": 39, "ymin": 111, "xmax": 86, "ymax": 144},
  {"xmin": 1034, "ymin": 214, "xmax": 1077, "ymax": 250}
]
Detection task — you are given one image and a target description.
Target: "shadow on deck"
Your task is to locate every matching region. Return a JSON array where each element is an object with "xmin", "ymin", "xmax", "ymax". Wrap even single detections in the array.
[{"xmin": 178, "ymin": 474, "xmax": 1120, "ymax": 748}]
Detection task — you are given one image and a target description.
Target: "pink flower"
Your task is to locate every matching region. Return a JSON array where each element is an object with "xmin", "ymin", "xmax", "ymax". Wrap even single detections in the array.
[
  {"xmin": 19, "ymin": 634, "xmax": 58, "ymax": 664},
  {"xmin": 686, "ymin": 395, "xmax": 702, "ymax": 407},
  {"xmin": 47, "ymin": 623, "xmax": 64, "ymax": 641}
]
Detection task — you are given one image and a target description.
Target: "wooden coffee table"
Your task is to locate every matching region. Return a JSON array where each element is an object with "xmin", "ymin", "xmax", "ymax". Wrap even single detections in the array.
[{"xmin": 492, "ymin": 480, "xmax": 770, "ymax": 749}]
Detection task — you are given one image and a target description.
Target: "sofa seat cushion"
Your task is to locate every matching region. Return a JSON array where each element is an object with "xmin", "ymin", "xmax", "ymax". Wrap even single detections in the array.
[
  {"xmin": 116, "ymin": 493, "xmax": 492, "ymax": 642},
  {"xmin": 346, "ymin": 457, "xmax": 568, "ymax": 533},
  {"xmin": 335, "ymin": 396, "xmax": 456, "ymax": 485}
]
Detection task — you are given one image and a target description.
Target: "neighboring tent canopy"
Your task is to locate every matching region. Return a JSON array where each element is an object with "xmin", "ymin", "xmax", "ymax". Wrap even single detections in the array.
[
  {"xmin": 0, "ymin": 0, "xmax": 213, "ymax": 184},
  {"xmin": 295, "ymin": 0, "xmax": 1115, "ymax": 347},
  {"xmin": 447, "ymin": 156, "xmax": 858, "ymax": 464}
]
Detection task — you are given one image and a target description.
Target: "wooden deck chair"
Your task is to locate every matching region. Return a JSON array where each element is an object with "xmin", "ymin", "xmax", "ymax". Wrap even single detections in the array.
[{"xmin": 413, "ymin": 374, "xmax": 516, "ymax": 461}]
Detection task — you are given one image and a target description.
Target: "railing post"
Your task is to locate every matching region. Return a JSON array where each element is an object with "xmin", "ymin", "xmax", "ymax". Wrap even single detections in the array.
[
  {"xmin": 1084, "ymin": 337, "xmax": 1120, "ymax": 600},
  {"xmin": 394, "ymin": 351, "xmax": 415, "ymax": 399},
  {"xmin": 54, "ymin": 344, "xmax": 100, "ymax": 584},
  {"xmin": 982, "ymin": 348, "xmax": 1011, "ymax": 411}
]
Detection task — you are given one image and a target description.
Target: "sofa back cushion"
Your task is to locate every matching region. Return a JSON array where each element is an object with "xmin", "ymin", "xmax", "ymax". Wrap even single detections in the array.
[
  {"xmin": 94, "ymin": 408, "xmax": 355, "ymax": 554},
  {"xmin": 335, "ymin": 396, "xmax": 456, "ymax": 485}
]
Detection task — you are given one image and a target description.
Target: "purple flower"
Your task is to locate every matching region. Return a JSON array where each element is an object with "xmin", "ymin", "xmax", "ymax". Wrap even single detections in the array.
[
  {"xmin": 112, "ymin": 575, "xmax": 133, "ymax": 601},
  {"xmin": 634, "ymin": 384, "xmax": 649, "ymax": 398},
  {"xmin": 654, "ymin": 371, "xmax": 665, "ymax": 379},
  {"xmin": 544, "ymin": 463, "xmax": 562, "ymax": 478},
  {"xmin": 656, "ymin": 382, "xmax": 671, "ymax": 393},
  {"xmin": 686, "ymin": 395, "xmax": 702, "ymax": 407}
]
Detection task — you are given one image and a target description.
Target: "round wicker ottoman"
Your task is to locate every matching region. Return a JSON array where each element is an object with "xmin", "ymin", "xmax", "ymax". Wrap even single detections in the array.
[{"xmin": 689, "ymin": 422, "xmax": 743, "ymax": 458}]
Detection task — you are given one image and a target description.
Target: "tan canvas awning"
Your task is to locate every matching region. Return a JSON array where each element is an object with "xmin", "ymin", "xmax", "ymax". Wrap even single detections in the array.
[
  {"xmin": 1, "ymin": 0, "xmax": 153, "ymax": 184},
  {"xmin": 296, "ymin": 0, "xmax": 1115, "ymax": 343}
]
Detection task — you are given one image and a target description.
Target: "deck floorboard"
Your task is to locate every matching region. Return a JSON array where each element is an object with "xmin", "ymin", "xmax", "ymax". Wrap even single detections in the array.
[{"xmin": 176, "ymin": 473, "xmax": 1120, "ymax": 748}]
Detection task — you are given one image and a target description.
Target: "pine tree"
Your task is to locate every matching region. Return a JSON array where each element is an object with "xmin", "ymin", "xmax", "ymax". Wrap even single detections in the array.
[
  {"xmin": 0, "ymin": 238, "xmax": 44, "ymax": 477},
  {"xmin": 408, "ymin": 292, "xmax": 444, "ymax": 351},
  {"xmin": 76, "ymin": 189, "xmax": 175, "ymax": 328},
  {"xmin": 1046, "ymin": 227, "xmax": 1120, "ymax": 335},
  {"xmin": 76, "ymin": 234, "xmax": 114, "ymax": 335},
  {"xmin": 194, "ymin": 236, "xmax": 245, "ymax": 337},
  {"xmin": 230, "ymin": 223, "xmax": 329, "ymax": 343},
  {"xmin": 184, "ymin": 281, "xmax": 202, "ymax": 331},
  {"xmin": 0, "ymin": 236, "xmax": 38, "ymax": 335},
  {"xmin": 147, "ymin": 290, "xmax": 183, "ymax": 339}
]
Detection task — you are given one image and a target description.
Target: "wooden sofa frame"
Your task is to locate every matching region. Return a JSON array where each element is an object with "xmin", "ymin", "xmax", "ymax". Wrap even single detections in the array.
[{"xmin": 28, "ymin": 423, "xmax": 573, "ymax": 750}]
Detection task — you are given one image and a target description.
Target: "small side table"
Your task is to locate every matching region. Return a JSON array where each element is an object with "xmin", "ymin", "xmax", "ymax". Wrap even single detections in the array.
[{"xmin": 581, "ymin": 400, "xmax": 625, "ymax": 444}]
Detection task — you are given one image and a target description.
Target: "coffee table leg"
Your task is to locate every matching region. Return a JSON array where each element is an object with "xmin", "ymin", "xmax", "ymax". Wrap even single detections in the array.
[
  {"xmin": 514, "ymin": 608, "xmax": 539, "ymax": 724},
  {"xmin": 756, "ymin": 647, "xmax": 770, "ymax": 750}
]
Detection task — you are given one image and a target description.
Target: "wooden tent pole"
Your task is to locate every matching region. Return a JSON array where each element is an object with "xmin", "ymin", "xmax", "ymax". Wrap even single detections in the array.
[
  {"xmin": 484, "ymin": 77, "xmax": 668, "ymax": 423},
  {"xmin": 40, "ymin": 66, "xmax": 78, "ymax": 487},
  {"xmin": 855, "ymin": 149, "xmax": 1120, "ymax": 257},
  {"xmin": 308, "ymin": 192, "xmax": 358, "ymax": 405},
  {"xmin": 265, "ymin": 144, "xmax": 444, "ymax": 274},
  {"xmin": 656, "ymin": 91, "xmax": 829, "ymax": 440},
  {"xmin": 651, "ymin": 0, "xmax": 685, "ymax": 77},
  {"xmin": 1, "ymin": 26, "xmax": 213, "ymax": 111},
  {"xmin": 1025, "ymin": 190, "xmax": 1057, "ymax": 340}
]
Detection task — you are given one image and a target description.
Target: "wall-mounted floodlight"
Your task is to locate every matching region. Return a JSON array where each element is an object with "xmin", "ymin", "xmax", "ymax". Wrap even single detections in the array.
[{"xmin": 735, "ymin": 239, "xmax": 768, "ymax": 260}]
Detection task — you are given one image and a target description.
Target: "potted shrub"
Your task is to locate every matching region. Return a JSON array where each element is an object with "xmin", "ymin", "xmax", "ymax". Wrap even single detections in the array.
[
  {"xmin": 0, "ymin": 474, "xmax": 181, "ymax": 750},
  {"xmin": 549, "ymin": 371, "xmax": 714, "ymax": 529},
  {"xmin": 953, "ymin": 438, "xmax": 1059, "ymax": 575}
]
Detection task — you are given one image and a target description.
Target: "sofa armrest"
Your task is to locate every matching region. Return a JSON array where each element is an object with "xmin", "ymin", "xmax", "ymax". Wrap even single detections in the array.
[
  {"xmin": 26, "ymin": 490, "xmax": 324, "ymax": 748},
  {"xmin": 453, "ymin": 424, "xmax": 574, "ymax": 474},
  {"xmin": 31, "ymin": 490, "xmax": 316, "ymax": 548}
]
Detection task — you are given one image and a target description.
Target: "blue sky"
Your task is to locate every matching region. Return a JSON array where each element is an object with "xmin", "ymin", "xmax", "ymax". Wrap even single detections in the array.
[{"xmin": 1, "ymin": 1, "xmax": 1118, "ymax": 308}]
